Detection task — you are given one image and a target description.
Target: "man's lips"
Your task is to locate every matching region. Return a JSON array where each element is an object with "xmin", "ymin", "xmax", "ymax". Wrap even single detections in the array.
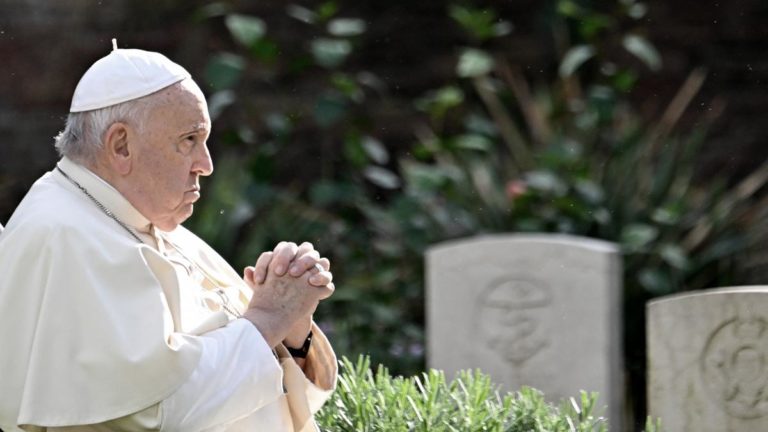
[{"xmin": 186, "ymin": 187, "xmax": 201, "ymax": 201}]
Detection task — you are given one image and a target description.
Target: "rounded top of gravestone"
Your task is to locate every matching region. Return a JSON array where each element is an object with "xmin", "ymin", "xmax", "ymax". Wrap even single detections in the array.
[
  {"xmin": 426, "ymin": 234, "xmax": 619, "ymax": 256},
  {"xmin": 647, "ymin": 286, "xmax": 768, "ymax": 308}
]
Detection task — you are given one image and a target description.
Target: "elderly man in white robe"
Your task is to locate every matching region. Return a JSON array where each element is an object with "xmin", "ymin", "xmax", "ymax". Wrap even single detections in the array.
[{"xmin": 0, "ymin": 43, "xmax": 338, "ymax": 432}]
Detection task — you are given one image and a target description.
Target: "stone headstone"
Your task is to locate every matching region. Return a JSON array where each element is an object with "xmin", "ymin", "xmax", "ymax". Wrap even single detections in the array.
[
  {"xmin": 647, "ymin": 286, "xmax": 768, "ymax": 431},
  {"xmin": 426, "ymin": 234, "xmax": 622, "ymax": 425}
]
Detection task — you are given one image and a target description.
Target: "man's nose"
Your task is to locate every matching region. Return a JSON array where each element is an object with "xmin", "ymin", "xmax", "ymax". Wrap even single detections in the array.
[{"xmin": 193, "ymin": 143, "xmax": 214, "ymax": 176}]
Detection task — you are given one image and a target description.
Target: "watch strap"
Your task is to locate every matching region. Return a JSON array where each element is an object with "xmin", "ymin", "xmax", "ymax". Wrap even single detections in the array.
[{"xmin": 286, "ymin": 330, "xmax": 313, "ymax": 359}]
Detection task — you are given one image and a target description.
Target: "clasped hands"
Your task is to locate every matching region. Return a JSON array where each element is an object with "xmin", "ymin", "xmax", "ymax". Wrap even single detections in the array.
[{"xmin": 242, "ymin": 241, "xmax": 334, "ymax": 349}]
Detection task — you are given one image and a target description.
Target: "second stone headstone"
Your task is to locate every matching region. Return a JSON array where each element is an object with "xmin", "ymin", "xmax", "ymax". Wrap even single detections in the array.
[
  {"xmin": 647, "ymin": 286, "xmax": 768, "ymax": 431},
  {"xmin": 426, "ymin": 234, "xmax": 622, "ymax": 425}
]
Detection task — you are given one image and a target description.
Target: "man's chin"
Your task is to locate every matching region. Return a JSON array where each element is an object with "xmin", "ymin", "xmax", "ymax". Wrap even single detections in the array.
[
  {"xmin": 176, "ymin": 204, "xmax": 195, "ymax": 226},
  {"xmin": 155, "ymin": 205, "xmax": 194, "ymax": 232}
]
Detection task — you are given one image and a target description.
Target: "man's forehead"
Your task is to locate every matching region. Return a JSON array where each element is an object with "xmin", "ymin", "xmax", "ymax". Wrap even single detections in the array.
[
  {"xmin": 154, "ymin": 81, "xmax": 202, "ymax": 105},
  {"xmin": 150, "ymin": 83, "xmax": 210, "ymax": 125},
  {"xmin": 187, "ymin": 121, "xmax": 211, "ymax": 134}
]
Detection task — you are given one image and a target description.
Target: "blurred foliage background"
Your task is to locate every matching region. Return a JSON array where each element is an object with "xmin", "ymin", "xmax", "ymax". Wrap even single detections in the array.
[
  {"xmin": 2, "ymin": 0, "xmax": 768, "ymax": 429},
  {"xmin": 185, "ymin": 0, "xmax": 768, "ymax": 427}
]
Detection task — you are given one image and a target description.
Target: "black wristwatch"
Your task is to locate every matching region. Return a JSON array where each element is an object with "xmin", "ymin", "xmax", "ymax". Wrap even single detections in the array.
[{"xmin": 286, "ymin": 330, "xmax": 313, "ymax": 359}]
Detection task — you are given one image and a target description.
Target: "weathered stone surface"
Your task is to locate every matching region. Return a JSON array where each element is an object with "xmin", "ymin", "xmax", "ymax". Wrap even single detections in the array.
[
  {"xmin": 647, "ymin": 287, "xmax": 768, "ymax": 431},
  {"xmin": 426, "ymin": 234, "xmax": 622, "ymax": 425}
]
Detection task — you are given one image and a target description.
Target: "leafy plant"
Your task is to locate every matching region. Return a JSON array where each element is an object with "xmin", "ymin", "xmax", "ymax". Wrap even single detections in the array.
[
  {"xmin": 402, "ymin": 0, "xmax": 768, "ymax": 424},
  {"xmin": 188, "ymin": 1, "xmax": 768, "ymax": 428},
  {"xmin": 317, "ymin": 355, "xmax": 662, "ymax": 432}
]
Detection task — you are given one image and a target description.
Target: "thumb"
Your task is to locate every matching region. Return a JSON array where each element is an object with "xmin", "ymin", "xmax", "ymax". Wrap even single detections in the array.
[{"xmin": 243, "ymin": 266, "xmax": 256, "ymax": 286}]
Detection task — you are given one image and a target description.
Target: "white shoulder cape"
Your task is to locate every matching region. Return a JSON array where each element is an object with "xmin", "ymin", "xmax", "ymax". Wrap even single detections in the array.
[{"xmin": 0, "ymin": 168, "xmax": 211, "ymax": 427}]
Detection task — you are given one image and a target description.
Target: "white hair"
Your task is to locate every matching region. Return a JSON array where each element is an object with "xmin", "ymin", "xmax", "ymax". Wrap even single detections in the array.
[{"xmin": 54, "ymin": 94, "xmax": 155, "ymax": 164}]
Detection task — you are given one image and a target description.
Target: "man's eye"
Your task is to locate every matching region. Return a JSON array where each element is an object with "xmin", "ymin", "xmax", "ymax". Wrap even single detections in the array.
[{"xmin": 178, "ymin": 136, "xmax": 197, "ymax": 154}]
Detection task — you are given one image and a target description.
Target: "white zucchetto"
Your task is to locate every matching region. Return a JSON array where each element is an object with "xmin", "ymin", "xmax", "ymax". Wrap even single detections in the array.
[{"xmin": 69, "ymin": 42, "xmax": 191, "ymax": 113}]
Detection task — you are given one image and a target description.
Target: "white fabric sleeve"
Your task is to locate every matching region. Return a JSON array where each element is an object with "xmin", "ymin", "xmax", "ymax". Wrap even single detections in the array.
[
  {"xmin": 43, "ymin": 321, "xmax": 335, "ymax": 432},
  {"xmin": 305, "ymin": 377, "xmax": 334, "ymax": 415},
  {"xmin": 159, "ymin": 318, "xmax": 284, "ymax": 431},
  {"xmin": 301, "ymin": 324, "xmax": 338, "ymax": 414}
]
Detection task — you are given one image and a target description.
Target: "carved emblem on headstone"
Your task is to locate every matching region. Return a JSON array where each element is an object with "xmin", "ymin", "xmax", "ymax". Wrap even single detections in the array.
[
  {"xmin": 476, "ymin": 277, "xmax": 552, "ymax": 367},
  {"xmin": 700, "ymin": 316, "xmax": 768, "ymax": 419}
]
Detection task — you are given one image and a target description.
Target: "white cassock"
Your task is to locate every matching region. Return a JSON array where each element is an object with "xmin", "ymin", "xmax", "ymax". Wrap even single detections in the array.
[{"xmin": 0, "ymin": 157, "xmax": 337, "ymax": 432}]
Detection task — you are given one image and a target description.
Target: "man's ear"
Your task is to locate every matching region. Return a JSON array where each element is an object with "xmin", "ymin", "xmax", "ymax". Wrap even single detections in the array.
[{"xmin": 103, "ymin": 122, "xmax": 133, "ymax": 175}]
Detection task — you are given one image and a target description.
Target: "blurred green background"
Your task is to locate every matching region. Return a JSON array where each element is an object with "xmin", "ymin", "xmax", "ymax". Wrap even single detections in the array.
[{"xmin": 2, "ymin": 0, "xmax": 768, "ymax": 429}]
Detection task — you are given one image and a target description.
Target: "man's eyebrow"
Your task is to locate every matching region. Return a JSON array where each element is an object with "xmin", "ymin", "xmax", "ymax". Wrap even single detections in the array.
[{"xmin": 180, "ymin": 123, "xmax": 210, "ymax": 136}]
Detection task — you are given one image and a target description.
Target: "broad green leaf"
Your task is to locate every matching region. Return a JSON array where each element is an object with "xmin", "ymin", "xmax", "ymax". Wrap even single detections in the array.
[
  {"xmin": 454, "ymin": 134, "xmax": 493, "ymax": 151},
  {"xmin": 557, "ymin": 0, "xmax": 582, "ymax": 17},
  {"xmin": 699, "ymin": 236, "xmax": 747, "ymax": 264},
  {"xmin": 464, "ymin": 113, "xmax": 498, "ymax": 137},
  {"xmin": 588, "ymin": 85, "xmax": 618, "ymax": 123},
  {"xmin": 311, "ymin": 38, "xmax": 352, "ymax": 68},
  {"xmin": 542, "ymin": 139, "xmax": 583, "ymax": 165},
  {"xmin": 628, "ymin": 3, "xmax": 648, "ymax": 19},
  {"xmin": 401, "ymin": 160, "xmax": 461, "ymax": 191},
  {"xmin": 205, "ymin": 53, "xmax": 245, "ymax": 90},
  {"xmin": 314, "ymin": 94, "xmax": 348, "ymax": 127},
  {"xmin": 612, "ymin": 69, "xmax": 638, "ymax": 92},
  {"xmin": 659, "ymin": 244, "xmax": 689, "ymax": 269},
  {"xmin": 225, "ymin": 14, "xmax": 266, "ymax": 47},
  {"xmin": 578, "ymin": 14, "xmax": 613, "ymax": 39},
  {"xmin": 559, "ymin": 45, "xmax": 595, "ymax": 77},
  {"xmin": 623, "ymin": 34, "xmax": 661, "ymax": 71},
  {"xmin": 356, "ymin": 71, "xmax": 386, "ymax": 92},
  {"xmin": 638, "ymin": 268, "xmax": 673, "ymax": 295},
  {"xmin": 316, "ymin": 1, "xmax": 339, "ymax": 21},
  {"xmin": 574, "ymin": 180, "xmax": 604, "ymax": 204},
  {"xmin": 449, "ymin": 5, "xmax": 509, "ymax": 41},
  {"xmin": 364, "ymin": 166, "xmax": 401, "ymax": 189},
  {"xmin": 593, "ymin": 208, "xmax": 611, "ymax": 225},
  {"xmin": 309, "ymin": 180, "xmax": 358, "ymax": 206},
  {"xmin": 524, "ymin": 170, "xmax": 568, "ymax": 196},
  {"xmin": 250, "ymin": 39, "xmax": 280, "ymax": 63},
  {"xmin": 328, "ymin": 18, "xmax": 367, "ymax": 36},
  {"xmin": 286, "ymin": 4, "xmax": 316, "ymax": 23},
  {"xmin": 362, "ymin": 136, "xmax": 389, "ymax": 164},
  {"xmin": 574, "ymin": 110, "xmax": 599, "ymax": 130},
  {"xmin": 264, "ymin": 112, "xmax": 292, "ymax": 136},
  {"xmin": 331, "ymin": 73, "xmax": 363, "ymax": 101},
  {"xmin": 651, "ymin": 206, "xmax": 681, "ymax": 225},
  {"xmin": 194, "ymin": 2, "xmax": 231, "ymax": 20},
  {"xmin": 237, "ymin": 126, "xmax": 256, "ymax": 144},
  {"xmin": 620, "ymin": 223, "xmax": 659, "ymax": 250},
  {"xmin": 457, "ymin": 48, "xmax": 494, "ymax": 78},
  {"xmin": 343, "ymin": 134, "xmax": 367, "ymax": 167},
  {"xmin": 433, "ymin": 86, "xmax": 464, "ymax": 107},
  {"xmin": 207, "ymin": 90, "xmax": 236, "ymax": 120},
  {"xmin": 493, "ymin": 21, "xmax": 513, "ymax": 37},
  {"xmin": 415, "ymin": 86, "xmax": 464, "ymax": 119}
]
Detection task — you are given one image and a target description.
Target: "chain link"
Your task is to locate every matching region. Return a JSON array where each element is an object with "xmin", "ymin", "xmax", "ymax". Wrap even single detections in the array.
[
  {"xmin": 56, "ymin": 166, "xmax": 242, "ymax": 318},
  {"xmin": 56, "ymin": 167, "xmax": 143, "ymax": 243}
]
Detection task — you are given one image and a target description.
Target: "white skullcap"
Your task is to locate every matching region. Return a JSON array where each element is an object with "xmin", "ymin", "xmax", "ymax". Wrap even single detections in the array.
[{"xmin": 69, "ymin": 41, "xmax": 191, "ymax": 113}]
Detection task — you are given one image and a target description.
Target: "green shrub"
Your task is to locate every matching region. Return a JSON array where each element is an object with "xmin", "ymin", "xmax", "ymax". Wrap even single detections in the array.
[
  {"xmin": 317, "ymin": 355, "xmax": 662, "ymax": 432},
  {"xmin": 188, "ymin": 0, "xmax": 768, "ymax": 426}
]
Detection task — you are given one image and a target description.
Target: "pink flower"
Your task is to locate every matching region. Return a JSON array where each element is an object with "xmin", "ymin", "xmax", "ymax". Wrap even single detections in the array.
[{"xmin": 505, "ymin": 180, "xmax": 527, "ymax": 200}]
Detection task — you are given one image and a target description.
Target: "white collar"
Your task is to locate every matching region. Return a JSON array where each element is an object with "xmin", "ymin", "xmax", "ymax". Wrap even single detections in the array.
[{"xmin": 57, "ymin": 157, "xmax": 153, "ymax": 234}]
